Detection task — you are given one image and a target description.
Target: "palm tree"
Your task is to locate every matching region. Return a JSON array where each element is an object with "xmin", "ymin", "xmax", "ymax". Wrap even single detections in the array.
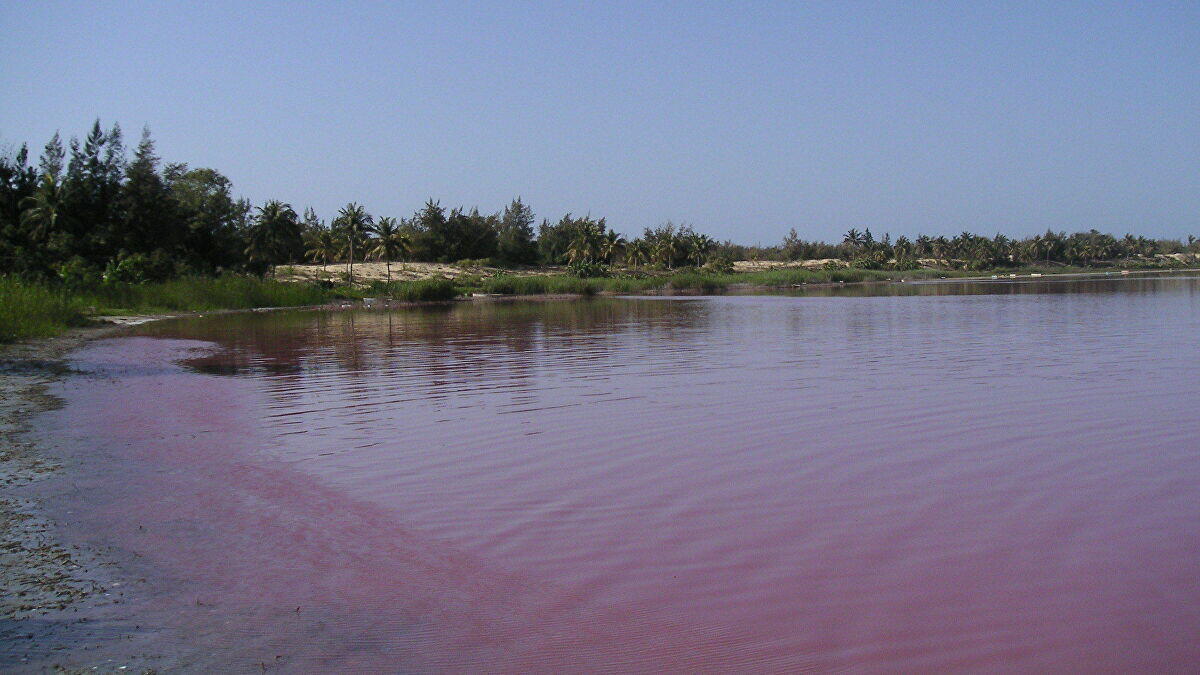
[
  {"xmin": 686, "ymin": 233, "xmax": 713, "ymax": 266},
  {"xmin": 625, "ymin": 239, "xmax": 649, "ymax": 268},
  {"xmin": 600, "ymin": 230, "xmax": 626, "ymax": 263},
  {"xmin": 306, "ymin": 228, "xmax": 339, "ymax": 272},
  {"xmin": 566, "ymin": 222, "xmax": 605, "ymax": 265},
  {"xmin": 368, "ymin": 216, "xmax": 409, "ymax": 284},
  {"xmin": 19, "ymin": 173, "xmax": 69, "ymax": 243},
  {"xmin": 333, "ymin": 202, "xmax": 372, "ymax": 284},
  {"xmin": 655, "ymin": 233, "xmax": 681, "ymax": 269},
  {"xmin": 246, "ymin": 200, "xmax": 299, "ymax": 275}
]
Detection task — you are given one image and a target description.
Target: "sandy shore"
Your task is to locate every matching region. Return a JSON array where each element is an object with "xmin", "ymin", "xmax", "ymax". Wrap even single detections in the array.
[{"xmin": 0, "ymin": 323, "xmax": 144, "ymax": 671}]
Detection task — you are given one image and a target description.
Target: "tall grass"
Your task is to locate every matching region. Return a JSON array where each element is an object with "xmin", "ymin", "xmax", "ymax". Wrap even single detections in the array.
[
  {"xmin": 0, "ymin": 277, "xmax": 90, "ymax": 342},
  {"xmin": 462, "ymin": 267, "xmax": 960, "ymax": 297},
  {"xmin": 476, "ymin": 275, "xmax": 599, "ymax": 296},
  {"xmin": 372, "ymin": 278, "xmax": 460, "ymax": 302},
  {"xmin": 78, "ymin": 276, "xmax": 338, "ymax": 313}
]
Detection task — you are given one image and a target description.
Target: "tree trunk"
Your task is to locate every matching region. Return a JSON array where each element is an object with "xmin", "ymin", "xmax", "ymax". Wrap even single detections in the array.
[
  {"xmin": 385, "ymin": 259, "xmax": 391, "ymax": 284},
  {"xmin": 349, "ymin": 241, "xmax": 355, "ymax": 284}
]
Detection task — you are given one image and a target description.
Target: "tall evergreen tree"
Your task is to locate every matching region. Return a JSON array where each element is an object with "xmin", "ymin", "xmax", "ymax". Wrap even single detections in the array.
[
  {"xmin": 410, "ymin": 198, "xmax": 447, "ymax": 261},
  {"xmin": 39, "ymin": 132, "xmax": 65, "ymax": 180},
  {"xmin": 498, "ymin": 197, "xmax": 537, "ymax": 264},
  {"xmin": 119, "ymin": 126, "xmax": 178, "ymax": 258}
]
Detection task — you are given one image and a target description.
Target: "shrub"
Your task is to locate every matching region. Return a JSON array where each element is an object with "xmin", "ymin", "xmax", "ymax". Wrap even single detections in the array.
[
  {"xmin": 703, "ymin": 256, "xmax": 735, "ymax": 274},
  {"xmin": 103, "ymin": 252, "xmax": 172, "ymax": 284},
  {"xmin": 455, "ymin": 258, "xmax": 495, "ymax": 268},
  {"xmin": 58, "ymin": 257, "xmax": 102, "ymax": 290},
  {"xmin": 567, "ymin": 261, "xmax": 610, "ymax": 278}
]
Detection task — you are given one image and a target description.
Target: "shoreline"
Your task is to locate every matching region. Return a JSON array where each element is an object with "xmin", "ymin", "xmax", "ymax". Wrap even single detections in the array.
[{"xmin": 0, "ymin": 323, "xmax": 140, "ymax": 670}]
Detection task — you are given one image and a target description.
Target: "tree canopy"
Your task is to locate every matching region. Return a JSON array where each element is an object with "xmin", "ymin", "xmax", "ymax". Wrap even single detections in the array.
[{"xmin": 2, "ymin": 119, "xmax": 1196, "ymax": 284}]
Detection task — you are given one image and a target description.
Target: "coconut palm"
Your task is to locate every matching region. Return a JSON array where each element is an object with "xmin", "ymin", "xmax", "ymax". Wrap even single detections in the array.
[
  {"xmin": 333, "ymin": 202, "xmax": 372, "ymax": 284},
  {"xmin": 625, "ymin": 239, "xmax": 650, "ymax": 268},
  {"xmin": 245, "ymin": 200, "xmax": 300, "ymax": 275},
  {"xmin": 368, "ymin": 216, "xmax": 409, "ymax": 284},
  {"xmin": 306, "ymin": 228, "xmax": 340, "ymax": 271},
  {"xmin": 19, "ymin": 173, "xmax": 69, "ymax": 243},
  {"xmin": 686, "ymin": 233, "xmax": 713, "ymax": 266},
  {"xmin": 566, "ymin": 223, "xmax": 605, "ymax": 265},
  {"xmin": 653, "ymin": 234, "xmax": 678, "ymax": 269},
  {"xmin": 600, "ymin": 230, "xmax": 626, "ymax": 263}
]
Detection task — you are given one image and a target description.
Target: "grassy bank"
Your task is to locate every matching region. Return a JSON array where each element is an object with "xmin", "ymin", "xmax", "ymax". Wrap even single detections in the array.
[
  {"xmin": 0, "ymin": 275, "xmax": 468, "ymax": 343},
  {"xmin": 0, "ymin": 278, "xmax": 92, "ymax": 342},
  {"xmin": 460, "ymin": 266, "xmax": 969, "ymax": 297},
  {"xmin": 79, "ymin": 276, "xmax": 340, "ymax": 313},
  {"xmin": 5, "ymin": 264, "xmax": 1188, "ymax": 343}
]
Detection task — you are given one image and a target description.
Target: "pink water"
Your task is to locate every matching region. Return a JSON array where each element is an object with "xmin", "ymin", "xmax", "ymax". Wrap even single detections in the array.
[{"xmin": 35, "ymin": 278, "xmax": 1200, "ymax": 670}]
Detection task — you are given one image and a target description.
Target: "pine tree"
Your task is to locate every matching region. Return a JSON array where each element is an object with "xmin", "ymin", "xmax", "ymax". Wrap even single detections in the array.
[
  {"xmin": 498, "ymin": 197, "xmax": 537, "ymax": 264},
  {"xmin": 39, "ymin": 132, "xmax": 65, "ymax": 179},
  {"xmin": 119, "ymin": 126, "xmax": 178, "ymax": 257}
]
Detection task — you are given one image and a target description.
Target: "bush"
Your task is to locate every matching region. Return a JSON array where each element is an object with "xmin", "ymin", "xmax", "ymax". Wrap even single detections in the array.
[
  {"xmin": 567, "ymin": 261, "xmax": 609, "ymax": 278},
  {"xmin": 455, "ymin": 258, "xmax": 495, "ymax": 268},
  {"xmin": 703, "ymin": 256, "xmax": 735, "ymax": 274},
  {"xmin": 58, "ymin": 257, "xmax": 102, "ymax": 290}
]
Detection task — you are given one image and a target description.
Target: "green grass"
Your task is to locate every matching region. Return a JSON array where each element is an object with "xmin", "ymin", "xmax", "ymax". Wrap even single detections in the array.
[
  {"xmin": 0, "ymin": 274, "xmax": 472, "ymax": 342},
  {"xmin": 474, "ymin": 275, "xmax": 600, "ymax": 296},
  {"xmin": 371, "ymin": 278, "xmax": 460, "ymax": 302},
  {"xmin": 6, "ymin": 262, "xmax": 1181, "ymax": 343},
  {"xmin": 458, "ymin": 267, "xmax": 970, "ymax": 297},
  {"xmin": 0, "ymin": 277, "xmax": 91, "ymax": 342},
  {"xmin": 77, "ymin": 276, "xmax": 341, "ymax": 314}
]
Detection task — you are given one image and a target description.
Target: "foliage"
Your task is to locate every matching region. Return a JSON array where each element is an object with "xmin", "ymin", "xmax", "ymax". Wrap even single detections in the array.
[
  {"xmin": 497, "ymin": 197, "xmax": 538, "ymax": 264},
  {"xmin": 0, "ymin": 277, "xmax": 89, "ymax": 342},
  {"xmin": 376, "ymin": 278, "xmax": 460, "ymax": 302},
  {"xmin": 567, "ymin": 261, "xmax": 610, "ymax": 278},
  {"xmin": 57, "ymin": 256, "xmax": 102, "ymax": 289},
  {"xmin": 476, "ymin": 274, "xmax": 600, "ymax": 296},
  {"xmin": 368, "ymin": 216, "xmax": 409, "ymax": 283},
  {"xmin": 79, "ymin": 276, "xmax": 339, "ymax": 313},
  {"xmin": 245, "ymin": 200, "xmax": 302, "ymax": 274},
  {"xmin": 703, "ymin": 255, "xmax": 735, "ymax": 274},
  {"xmin": 332, "ymin": 202, "xmax": 372, "ymax": 283},
  {"xmin": 103, "ymin": 251, "xmax": 174, "ymax": 284}
]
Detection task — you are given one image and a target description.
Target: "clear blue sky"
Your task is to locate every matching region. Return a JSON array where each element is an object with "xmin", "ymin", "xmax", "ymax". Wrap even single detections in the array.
[{"xmin": 2, "ymin": 1, "xmax": 1197, "ymax": 243}]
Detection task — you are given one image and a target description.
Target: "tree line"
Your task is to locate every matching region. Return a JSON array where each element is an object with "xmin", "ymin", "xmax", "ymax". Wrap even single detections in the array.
[
  {"xmin": 753, "ymin": 227, "xmax": 1200, "ymax": 270},
  {"xmin": 2, "ymin": 120, "xmax": 1196, "ymax": 284}
]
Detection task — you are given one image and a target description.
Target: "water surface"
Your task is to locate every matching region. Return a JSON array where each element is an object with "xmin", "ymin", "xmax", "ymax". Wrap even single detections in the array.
[{"xmin": 38, "ymin": 276, "xmax": 1200, "ymax": 670}]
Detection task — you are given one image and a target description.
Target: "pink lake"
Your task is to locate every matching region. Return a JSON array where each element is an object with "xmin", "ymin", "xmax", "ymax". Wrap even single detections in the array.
[{"xmin": 30, "ymin": 277, "xmax": 1200, "ymax": 671}]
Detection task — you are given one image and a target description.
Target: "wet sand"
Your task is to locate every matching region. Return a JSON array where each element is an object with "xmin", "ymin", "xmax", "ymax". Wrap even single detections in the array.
[{"xmin": 0, "ymin": 324, "xmax": 160, "ymax": 671}]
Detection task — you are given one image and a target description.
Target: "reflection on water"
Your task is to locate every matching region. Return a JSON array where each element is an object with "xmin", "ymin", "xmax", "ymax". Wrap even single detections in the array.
[{"xmin": 36, "ymin": 276, "xmax": 1200, "ymax": 671}]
